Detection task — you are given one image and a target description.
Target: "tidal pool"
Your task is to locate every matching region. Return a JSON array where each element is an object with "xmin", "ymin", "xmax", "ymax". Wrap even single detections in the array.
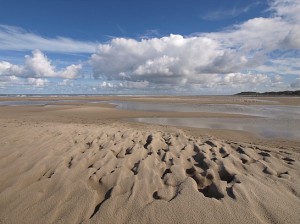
[
  {"xmin": 110, "ymin": 101, "xmax": 300, "ymax": 119},
  {"xmin": 109, "ymin": 101, "xmax": 300, "ymax": 140},
  {"xmin": 0, "ymin": 100, "xmax": 94, "ymax": 106},
  {"xmin": 128, "ymin": 117, "xmax": 300, "ymax": 140}
]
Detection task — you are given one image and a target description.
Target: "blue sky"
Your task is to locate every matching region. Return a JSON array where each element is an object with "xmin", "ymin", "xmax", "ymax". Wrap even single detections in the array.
[
  {"xmin": 0, "ymin": 0, "xmax": 268, "ymax": 39},
  {"xmin": 0, "ymin": 0, "xmax": 299, "ymax": 94}
]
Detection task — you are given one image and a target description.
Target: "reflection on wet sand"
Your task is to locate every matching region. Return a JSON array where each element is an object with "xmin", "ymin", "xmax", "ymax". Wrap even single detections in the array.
[
  {"xmin": 128, "ymin": 117, "xmax": 300, "ymax": 140},
  {"xmin": 112, "ymin": 101, "xmax": 300, "ymax": 140}
]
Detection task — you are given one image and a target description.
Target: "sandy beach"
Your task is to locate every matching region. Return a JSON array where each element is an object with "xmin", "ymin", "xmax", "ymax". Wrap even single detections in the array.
[{"xmin": 0, "ymin": 96, "xmax": 300, "ymax": 223}]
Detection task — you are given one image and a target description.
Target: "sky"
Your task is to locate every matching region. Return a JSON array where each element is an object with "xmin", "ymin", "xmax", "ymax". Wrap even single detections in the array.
[{"xmin": 0, "ymin": 0, "xmax": 299, "ymax": 95}]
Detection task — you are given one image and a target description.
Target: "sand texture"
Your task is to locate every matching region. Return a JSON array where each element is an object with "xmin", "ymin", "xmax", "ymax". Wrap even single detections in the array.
[{"xmin": 0, "ymin": 120, "xmax": 300, "ymax": 224}]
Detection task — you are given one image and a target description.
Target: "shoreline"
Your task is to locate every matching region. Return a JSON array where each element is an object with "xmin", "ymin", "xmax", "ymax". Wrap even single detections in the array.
[
  {"xmin": 1, "ymin": 95, "xmax": 300, "ymax": 105},
  {"xmin": 0, "ymin": 95, "xmax": 299, "ymax": 145}
]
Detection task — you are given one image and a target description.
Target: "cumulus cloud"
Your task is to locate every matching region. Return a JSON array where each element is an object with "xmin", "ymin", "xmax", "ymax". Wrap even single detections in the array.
[
  {"xmin": 221, "ymin": 73, "xmax": 269, "ymax": 86},
  {"xmin": 24, "ymin": 50, "xmax": 56, "ymax": 77},
  {"xmin": 0, "ymin": 75, "xmax": 49, "ymax": 89},
  {"xmin": 291, "ymin": 78, "xmax": 300, "ymax": 88},
  {"xmin": 100, "ymin": 81, "xmax": 114, "ymax": 88},
  {"xmin": 96, "ymin": 72, "xmax": 271, "ymax": 93},
  {"xmin": 91, "ymin": 35, "xmax": 227, "ymax": 85},
  {"xmin": 0, "ymin": 50, "xmax": 82, "ymax": 79},
  {"xmin": 0, "ymin": 75, "xmax": 20, "ymax": 89},
  {"xmin": 57, "ymin": 64, "xmax": 82, "ymax": 79},
  {"xmin": 90, "ymin": 0, "xmax": 300, "ymax": 91},
  {"xmin": 0, "ymin": 61, "xmax": 23, "ymax": 76},
  {"xmin": 27, "ymin": 78, "xmax": 49, "ymax": 87},
  {"xmin": 99, "ymin": 80, "xmax": 149, "ymax": 89},
  {"xmin": 0, "ymin": 74, "xmax": 20, "ymax": 84},
  {"xmin": 58, "ymin": 79, "xmax": 74, "ymax": 86},
  {"xmin": 0, "ymin": 25, "xmax": 97, "ymax": 53},
  {"xmin": 90, "ymin": 33, "xmax": 272, "ymax": 87}
]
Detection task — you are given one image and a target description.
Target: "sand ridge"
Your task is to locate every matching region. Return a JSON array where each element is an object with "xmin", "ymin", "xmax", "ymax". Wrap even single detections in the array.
[{"xmin": 0, "ymin": 121, "xmax": 299, "ymax": 223}]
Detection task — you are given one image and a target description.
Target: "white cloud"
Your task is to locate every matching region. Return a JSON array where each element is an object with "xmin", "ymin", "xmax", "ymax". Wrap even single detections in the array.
[
  {"xmin": 291, "ymin": 78, "xmax": 300, "ymax": 88},
  {"xmin": 99, "ymin": 80, "xmax": 149, "ymax": 89},
  {"xmin": 0, "ymin": 25, "xmax": 97, "ymax": 53},
  {"xmin": 0, "ymin": 75, "xmax": 20, "ymax": 89},
  {"xmin": 95, "ymin": 72, "xmax": 271, "ymax": 93},
  {"xmin": 90, "ymin": 0, "xmax": 300, "ymax": 92},
  {"xmin": 27, "ymin": 78, "xmax": 49, "ymax": 87},
  {"xmin": 133, "ymin": 56, "xmax": 179, "ymax": 76},
  {"xmin": 91, "ymin": 34, "xmax": 226, "ymax": 84},
  {"xmin": 222, "ymin": 73, "xmax": 270, "ymax": 86},
  {"xmin": 58, "ymin": 79, "xmax": 74, "ymax": 86},
  {"xmin": 121, "ymin": 81, "xmax": 149, "ymax": 89},
  {"xmin": 100, "ymin": 81, "xmax": 114, "ymax": 88},
  {"xmin": 58, "ymin": 64, "xmax": 82, "ymax": 79},
  {"xmin": 207, "ymin": 17, "xmax": 289, "ymax": 52},
  {"xmin": 270, "ymin": 0, "xmax": 300, "ymax": 22},
  {"xmin": 0, "ymin": 61, "xmax": 23, "ymax": 76},
  {"xmin": 201, "ymin": 2, "xmax": 260, "ymax": 21},
  {"xmin": 25, "ymin": 50, "xmax": 56, "ymax": 77},
  {"xmin": 0, "ymin": 50, "xmax": 82, "ymax": 79},
  {"xmin": 256, "ymin": 57, "xmax": 300, "ymax": 75},
  {"xmin": 0, "ymin": 75, "xmax": 20, "ymax": 84},
  {"xmin": 184, "ymin": 72, "xmax": 271, "ymax": 90},
  {"xmin": 0, "ymin": 75, "xmax": 49, "ymax": 89}
]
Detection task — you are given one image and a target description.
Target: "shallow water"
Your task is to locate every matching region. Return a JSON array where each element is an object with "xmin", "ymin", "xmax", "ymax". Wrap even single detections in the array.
[
  {"xmin": 0, "ymin": 101, "xmax": 53, "ymax": 106},
  {"xmin": 110, "ymin": 101, "xmax": 300, "ymax": 140},
  {"xmin": 111, "ymin": 101, "xmax": 300, "ymax": 119},
  {"xmin": 0, "ymin": 100, "xmax": 94, "ymax": 106},
  {"xmin": 1, "ymin": 99, "xmax": 299, "ymax": 140},
  {"xmin": 128, "ymin": 117, "xmax": 300, "ymax": 140}
]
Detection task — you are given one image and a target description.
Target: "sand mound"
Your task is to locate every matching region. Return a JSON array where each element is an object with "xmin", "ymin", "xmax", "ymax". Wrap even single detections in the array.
[{"xmin": 0, "ymin": 122, "xmax": 299, "ymax": 223}]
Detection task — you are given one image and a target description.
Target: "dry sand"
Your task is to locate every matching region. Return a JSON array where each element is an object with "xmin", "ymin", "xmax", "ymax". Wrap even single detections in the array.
[{"xmin": 0, "ymin": 96, "xmax": 299, "ymax": 223}]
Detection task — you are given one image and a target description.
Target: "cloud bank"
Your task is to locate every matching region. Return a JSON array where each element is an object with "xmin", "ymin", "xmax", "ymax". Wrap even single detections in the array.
[
  {"xmin": 90, "ymin": 0, "xmax": 299, "ymax": 92},
  {"xmin": 0, "ymin": 50, "xmax": 82, "ymax": 79}
]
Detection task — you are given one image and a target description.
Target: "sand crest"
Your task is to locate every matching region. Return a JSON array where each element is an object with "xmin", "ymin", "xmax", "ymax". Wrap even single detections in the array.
[{"xmin": 0, "ymin": 121, "xmax": 299, "ymax": 223}]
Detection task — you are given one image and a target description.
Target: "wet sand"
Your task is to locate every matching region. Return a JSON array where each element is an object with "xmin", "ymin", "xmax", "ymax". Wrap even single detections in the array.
[{"xmin": 0, "ymin": 96, "xmax": 299, "ymax": 223}]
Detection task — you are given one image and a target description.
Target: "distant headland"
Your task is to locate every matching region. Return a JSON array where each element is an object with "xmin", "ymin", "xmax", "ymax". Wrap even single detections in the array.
[{"xmin": 235, "ymin": 90, "xmax": 300, "ymax": 96}]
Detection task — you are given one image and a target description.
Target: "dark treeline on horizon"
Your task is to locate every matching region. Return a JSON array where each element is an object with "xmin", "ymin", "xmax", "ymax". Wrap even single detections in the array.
[{"xmin": 235, "ymin": 90, "xmax": 300, "ymax": 96}]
